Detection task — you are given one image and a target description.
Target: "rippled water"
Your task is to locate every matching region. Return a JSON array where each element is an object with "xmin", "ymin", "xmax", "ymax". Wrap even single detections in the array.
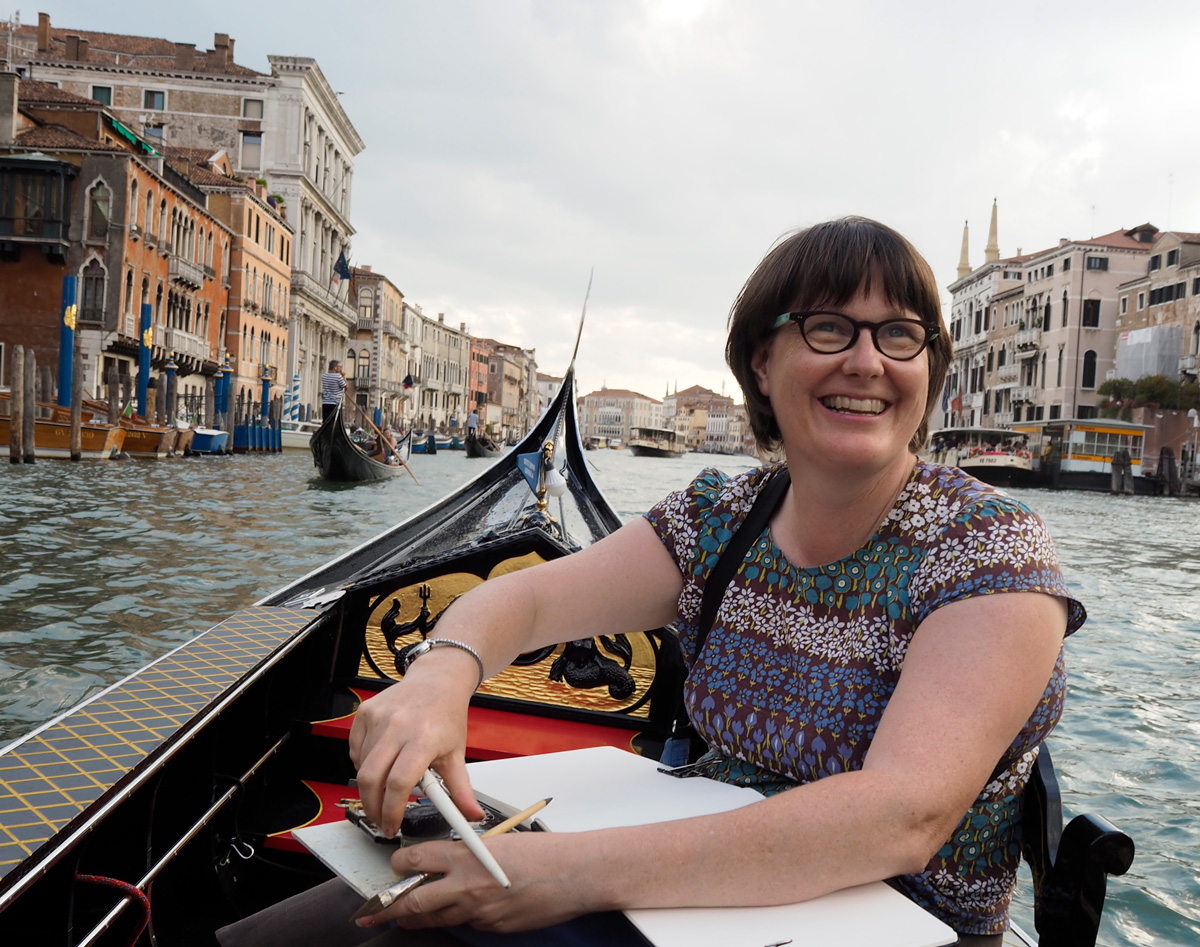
[{"xmin": 1, "ymin": 449, "xmax": 1196, "ymax": 945}]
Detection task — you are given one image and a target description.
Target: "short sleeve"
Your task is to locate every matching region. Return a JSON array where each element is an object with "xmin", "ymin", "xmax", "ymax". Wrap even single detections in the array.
[
  {"xmin": 642, "ymin": 467, "xmax": 730, "ymax": 574},
  {"xmin": 910, "ymin": 493, "xmax": 1086, "ymax": 635}
]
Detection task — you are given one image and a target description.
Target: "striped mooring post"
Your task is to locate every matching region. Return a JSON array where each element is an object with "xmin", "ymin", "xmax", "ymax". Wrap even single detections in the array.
[{"xmin": 289, "ymin": 374, "xmax": 301, "ymax": 422}]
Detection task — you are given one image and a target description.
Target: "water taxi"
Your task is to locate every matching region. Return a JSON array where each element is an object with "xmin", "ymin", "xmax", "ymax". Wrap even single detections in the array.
[
  {"xmin": 925, "ymin": 427, "xmax": 1035, "ymax": 487},
  {"xmin": 627, "ymin": 426, "xmax": 687, "ymax": 458}
]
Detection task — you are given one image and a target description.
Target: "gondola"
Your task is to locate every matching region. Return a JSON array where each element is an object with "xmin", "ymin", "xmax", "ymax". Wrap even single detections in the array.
[
  {"xmin": 309, "ymin": 400, "xmax": 411, "ymax": 481},
  {"xmin": 0, "ymin": 325, "xmax": 1133, "ymax": 945},
  {"xmin": 464, "ymin": 430, "xmax": 503, "ymax": 458}
]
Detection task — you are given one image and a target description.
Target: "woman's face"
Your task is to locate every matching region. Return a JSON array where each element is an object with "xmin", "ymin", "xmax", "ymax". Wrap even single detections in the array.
[{"xmin": 751, "ymin": 285, "xmax": 930, "ymax": 478}]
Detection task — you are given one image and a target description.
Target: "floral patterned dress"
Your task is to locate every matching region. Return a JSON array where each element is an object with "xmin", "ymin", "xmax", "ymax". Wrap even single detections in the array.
[{"xmin": 644, "ymin": 461, "xmax": 1086, "ymax": 935}]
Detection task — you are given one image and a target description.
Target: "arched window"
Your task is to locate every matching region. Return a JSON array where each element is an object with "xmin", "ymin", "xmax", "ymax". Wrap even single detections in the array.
[
  {"xmin": 145, "ymin": 190, "xmax": 154, "ymax": 236},
  {"xmin": 159, "ymin": 200, "xmax": 168, "ymax": 244},
  {"xmin": 997, "ymin": 346, "xmax": 1006, "ymax": 368},
  {"xmin": 129, "ymin": 180, "xmax": 138, "ymax": 228},
  {"xmin": 80, "ymin": 259, "xmax": 106, "ymax": 320},
  {"xmin": 1042, "ymin": 299, "xmax": 1051, "ymax": 330},
  {"xmin": 1192, "ymin": 320, "xmax": 1200, "ymax": 356},
  {"xmin": 346, "ymin": 349, "xmax": 358, "ymax": 378},
  {"xmin": 1082, "ymin": 350, "xmax": 1098, "ymax": 389},
  {"xmin": 1061, "ymin": 290, "xmax": 1069, "ymax": 328},
  {"xmin": 88, "ymin": 183, "xmax": 111, "ymax": 239},
  {"xmin": 124, "ymin": 268, "xmax": 134, "ymax": 317},
  {"xmin": 358, "ymin": 288, "xmax": 374, "ymax": 322},
  {"xmin": 1056, "ymin": 347, "xmax": 1064, "ymax": 387}
]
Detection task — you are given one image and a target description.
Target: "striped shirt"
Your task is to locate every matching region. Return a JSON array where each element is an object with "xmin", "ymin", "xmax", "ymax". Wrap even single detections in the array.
[{"xmin": 321, "ymin": 370, "xmax": 345, "ymax": 405}]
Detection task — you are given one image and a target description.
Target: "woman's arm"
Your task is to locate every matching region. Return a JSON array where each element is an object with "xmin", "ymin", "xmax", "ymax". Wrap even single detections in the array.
[
  {"xmin": 365, "ymin": 590, "xmax": 1067, "ymax": 932},
  {"xmin": 350, "ymin": 516, "xmax": 685, "ymax": 834}
]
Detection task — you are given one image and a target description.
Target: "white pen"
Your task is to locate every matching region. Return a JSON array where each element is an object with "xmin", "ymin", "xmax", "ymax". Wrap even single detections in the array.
[{"xmin": 418, "ymin": 769, "xmax": 511, "ymax": 888}]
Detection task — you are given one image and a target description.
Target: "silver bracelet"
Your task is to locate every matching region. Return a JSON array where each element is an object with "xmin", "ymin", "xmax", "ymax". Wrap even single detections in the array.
[{"xmin": 401, "ymin": 638, "xmax": 486, "ymax": 692}]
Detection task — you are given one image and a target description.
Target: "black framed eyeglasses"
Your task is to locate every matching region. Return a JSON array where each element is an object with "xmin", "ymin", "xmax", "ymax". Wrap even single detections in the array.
[{"xmin": 771, "ymin": 310, "xmax": 939, "ymax": 361}]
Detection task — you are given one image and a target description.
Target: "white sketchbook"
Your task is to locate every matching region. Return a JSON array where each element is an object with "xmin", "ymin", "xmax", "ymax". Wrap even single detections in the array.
[{"xmin": 296, "ymin": 746, "xmax": 956, "ymax": 947}]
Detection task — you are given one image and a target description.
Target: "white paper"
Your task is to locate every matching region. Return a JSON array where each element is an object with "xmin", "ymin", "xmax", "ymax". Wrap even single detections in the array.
[{"xmin": 298, "ymin": 746, "xmax": 957, "ymax": 947}]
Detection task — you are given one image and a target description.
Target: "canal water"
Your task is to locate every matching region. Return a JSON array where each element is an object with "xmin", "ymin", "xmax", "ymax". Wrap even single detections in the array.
[{"xmin": 1, "ymin": 448, "xmax": 1197, "ymax": 946}]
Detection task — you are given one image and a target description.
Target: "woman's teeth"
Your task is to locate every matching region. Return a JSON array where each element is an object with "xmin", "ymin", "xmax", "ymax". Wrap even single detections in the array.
[{"xmin": 821, "ymin": 396, "xmax": 885, "ymax": 415}]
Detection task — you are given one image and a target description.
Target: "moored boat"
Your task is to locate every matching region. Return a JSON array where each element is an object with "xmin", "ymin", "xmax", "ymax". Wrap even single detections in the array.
[
  {"xmin": 627, "ymin": 426, "xmax": 687, "ymax": 458},
  {"xmin": 0, "ymin": 395, "xmax": 125, "ymax": 459},
  {"xmin": 280, "ymin": 419, "xmax": 318, "ymax": 451},
  {"xmin": 189, "ymin": 427, "xmax": 230, "ymax": 454}
]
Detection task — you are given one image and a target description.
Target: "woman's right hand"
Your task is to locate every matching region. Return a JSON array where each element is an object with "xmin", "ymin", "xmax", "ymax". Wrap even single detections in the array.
[{"xmin": 349, "ymin": 650, "xmax": 484, "ymax": 837}]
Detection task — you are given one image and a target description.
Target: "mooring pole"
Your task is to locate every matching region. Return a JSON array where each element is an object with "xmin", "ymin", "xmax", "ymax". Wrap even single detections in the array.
[
  {"xmin": 58, "ymin": 276, "xmax": 77, "ymax": 408},
  {"xmin": 136, "ymin": 303, "xmax": 152, "ymax": 418},
  {"xmin": 70, "ymin": 345, "xmax": 83, "ymax": 461},
  {"xmin": 22, "ymin": 347, "xmax": 36, "ymax": 463},
  {"xmin": 9, "ymin": 345, "xmax": 24, "ymax": 463}
]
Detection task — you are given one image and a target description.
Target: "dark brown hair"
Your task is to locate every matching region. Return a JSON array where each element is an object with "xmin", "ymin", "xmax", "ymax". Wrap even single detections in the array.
[{"xmin": 726, "ymin": 217, "xmax": 952, "ymax": 454}]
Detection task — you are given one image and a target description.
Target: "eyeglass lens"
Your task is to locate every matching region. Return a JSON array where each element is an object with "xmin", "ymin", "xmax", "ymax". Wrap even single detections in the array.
[{"xmin": 799, "ymin": 312, "xmax": 930, "ymax": 360}]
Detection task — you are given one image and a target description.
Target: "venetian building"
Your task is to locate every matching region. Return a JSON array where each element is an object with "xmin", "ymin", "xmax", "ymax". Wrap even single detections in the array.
[
  {"xmin": 1113, "ymin": 231, "xmax": 1200, "ymax": 385},
  {"xmin": 0, "ymin": 77, "xmax": 232, "ymax": 420},
  {"xmin": 167, "ymin": 148, "xmax": 294, "ymax": 407},
  {"xmin": 0, "ymin": 13, "xmax": 364, "ymax": 416},
  {"xmin": 349, "ymin": 266, "xmax": 409, "ymax": 430}
]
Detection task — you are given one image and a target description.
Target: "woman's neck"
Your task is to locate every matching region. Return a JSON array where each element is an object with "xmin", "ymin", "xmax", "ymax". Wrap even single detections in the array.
[{"xmin": 770, "ymin": 453, "xmax": 916, "ymax": 568}]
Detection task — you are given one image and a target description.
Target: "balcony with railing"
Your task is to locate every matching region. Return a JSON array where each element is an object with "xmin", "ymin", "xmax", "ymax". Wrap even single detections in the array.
[
  {"xmin": 1015, "ymin": 326, "xmax": 1041, "ymax": 350},
  {"xmin": 1180, "ymin": 353, "xmax": 1198, "ymax": 376},
  {"xmin": 997, "ymin": 362, "xmax": 1019, "ymax": 382},
  {"xmin": 357, "ymin": 317, "xmax": 375, "ymax": 332},
  {"xmin": 993, "ymin": 410, "xmax": 1013, "ymax": 426},
  {"xmin": 291, "ymin": 272, "xmax": 356, "ymax": 327},
  {"xmin": 1012, "ymin": 385, "xmax": 1037, "ymax": 404},
  {"xmin": 383, "ymin": 319, "xmax": 401, "ymax": 338},
  {"xmin": 163, "ymin": 326, "xmax": 212, "ymax": 362},
  {"xmin": 168, "ymin": 253, "xmax": 204, "ymax": 289}
]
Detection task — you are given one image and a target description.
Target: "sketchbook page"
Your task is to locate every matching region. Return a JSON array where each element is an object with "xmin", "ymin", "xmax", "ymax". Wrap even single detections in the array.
[
  {"xmin": 293, "ymin": 820, "xmax": 398, "ymax": 900},
  {"xmin": 465, "ymin": 745, "xmax": 765, "ymax": 832},
  {"xmin": 626, "ymin": 884, "xmax": 957, "ymax": 947},
  {"xmin": 467, "ymin": 746, "xmax": 956, "ymax": 947}
]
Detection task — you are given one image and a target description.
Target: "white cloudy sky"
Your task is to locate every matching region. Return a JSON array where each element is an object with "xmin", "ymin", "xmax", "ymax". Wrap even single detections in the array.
[{"xmin": 23, "ymin": 0, "xmax": 1200, "ymax": 400}]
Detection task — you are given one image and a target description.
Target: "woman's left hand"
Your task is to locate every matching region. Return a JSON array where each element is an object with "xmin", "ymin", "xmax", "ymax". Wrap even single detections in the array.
[{"xmin": 357, "ymin": 832, "xmax": 597, "ymax": 933}]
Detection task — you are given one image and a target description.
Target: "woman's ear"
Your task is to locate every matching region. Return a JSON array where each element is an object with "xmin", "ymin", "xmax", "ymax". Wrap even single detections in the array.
[{"xmin": 751, "ymin": 344, "xmax": 771, "ymax": 397}]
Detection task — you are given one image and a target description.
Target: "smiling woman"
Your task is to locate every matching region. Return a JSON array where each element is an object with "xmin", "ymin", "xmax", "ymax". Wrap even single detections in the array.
[{"xmin": 218, "ymin": 219, "xmax": 1089, "ymax": 947}]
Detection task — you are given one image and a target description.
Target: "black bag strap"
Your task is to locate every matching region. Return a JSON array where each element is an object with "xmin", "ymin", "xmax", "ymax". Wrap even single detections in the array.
[
  {"xmin": 660, "ymin": 467, "xmax": 792, "ymax": 766},
  {"xmin": 694, "ymin": 467, "xmax": 791, "ymax": 658}
]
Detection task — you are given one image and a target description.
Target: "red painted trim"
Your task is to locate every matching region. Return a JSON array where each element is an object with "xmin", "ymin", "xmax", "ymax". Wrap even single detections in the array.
[{"xmin": 312, "ymin": 689, "xmax": 639, "ymax": 759}]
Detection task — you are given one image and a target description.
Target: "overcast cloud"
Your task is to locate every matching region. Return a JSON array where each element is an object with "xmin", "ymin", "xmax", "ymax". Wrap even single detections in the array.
[{"xmin": 18, "ymin": 0, "xmax": 1200, "ymax": 400}]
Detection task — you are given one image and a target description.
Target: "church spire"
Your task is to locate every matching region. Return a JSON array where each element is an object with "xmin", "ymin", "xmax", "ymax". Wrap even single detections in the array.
[
  {"xmin": 956, "ymin": 219, "xmax": 971, "ymax": 279},
  {"xmin": 984, "ymin": 198, "xmax": 1000, "ymax": 263}
]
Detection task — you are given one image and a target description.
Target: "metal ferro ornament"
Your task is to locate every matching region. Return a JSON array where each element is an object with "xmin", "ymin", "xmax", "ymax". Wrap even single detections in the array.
[{"xmin": 63, "ymin": 304, "xmax": 77, "ymax": 331}]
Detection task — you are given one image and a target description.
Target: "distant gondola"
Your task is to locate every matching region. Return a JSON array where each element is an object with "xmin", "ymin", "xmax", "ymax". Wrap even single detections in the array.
[
  {"xmin": 310, "ymin": 400, "xmax": 410, "ymax": 481},
  {"xmin": 464, "ymin": 430, "xmax": 502, "ymax": 458}
]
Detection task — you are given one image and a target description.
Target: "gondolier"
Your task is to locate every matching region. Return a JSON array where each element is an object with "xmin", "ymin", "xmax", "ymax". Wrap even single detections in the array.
[{"xmin": 321, "ymin": 360, "xmax": 346, "ymax": 419}]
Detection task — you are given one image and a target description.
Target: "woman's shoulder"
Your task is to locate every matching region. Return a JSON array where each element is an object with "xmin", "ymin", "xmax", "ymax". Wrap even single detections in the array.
[
  {"xmin": 677, "ymin": 461, "xmax": 781, "ymax": 513},
  {"xmin": 907, "ymin": 460, "xmax": 1040, "ymax": 518}
]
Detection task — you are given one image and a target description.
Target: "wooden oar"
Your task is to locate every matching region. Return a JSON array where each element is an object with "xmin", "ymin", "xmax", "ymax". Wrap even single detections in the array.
[{"xmin": 353, "ymin": 402, "xmax": 420, "ymax": 484}]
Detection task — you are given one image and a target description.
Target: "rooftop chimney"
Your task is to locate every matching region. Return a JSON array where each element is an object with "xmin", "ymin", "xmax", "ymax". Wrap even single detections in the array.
[
  {"xmin": 77, "ymin": 37, "xmax": 89, "ymax": 61},
  {"xmin": 37, "ymin": 13, "xmax": 51, "ymax": 53},
  {"xmin": 65, "ymin": 34, "xmax": 79, "ymax": 61},
  {"xmin": 174, "ymin": 43, "xmax": 196, "ymax": 70},
  {"xmin": 0, "ymin": 72, "xmax": 19, "ymax": 147},
  {"xmin": 438, "ymin": 313, "xmax": 445, "ymax": 323}
]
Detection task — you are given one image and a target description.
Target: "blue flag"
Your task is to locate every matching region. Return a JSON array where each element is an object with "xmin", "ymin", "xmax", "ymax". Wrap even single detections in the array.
[
  {"xmin": 333, "ymin": 250, "xmax": 352, "ymax": 281},
  {"xmin": 516, "ymin": 451, "xmax": 542, "ymax": 496},
  {"xmin": 941, "ymin": 377, "xmax": 950, "ymax": 413}
]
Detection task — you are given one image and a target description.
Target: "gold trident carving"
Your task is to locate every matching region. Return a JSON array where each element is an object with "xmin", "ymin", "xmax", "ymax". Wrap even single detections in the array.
[{"xmin": 63, "ymin": 304, "xmax": 77, "ymax": 331}]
